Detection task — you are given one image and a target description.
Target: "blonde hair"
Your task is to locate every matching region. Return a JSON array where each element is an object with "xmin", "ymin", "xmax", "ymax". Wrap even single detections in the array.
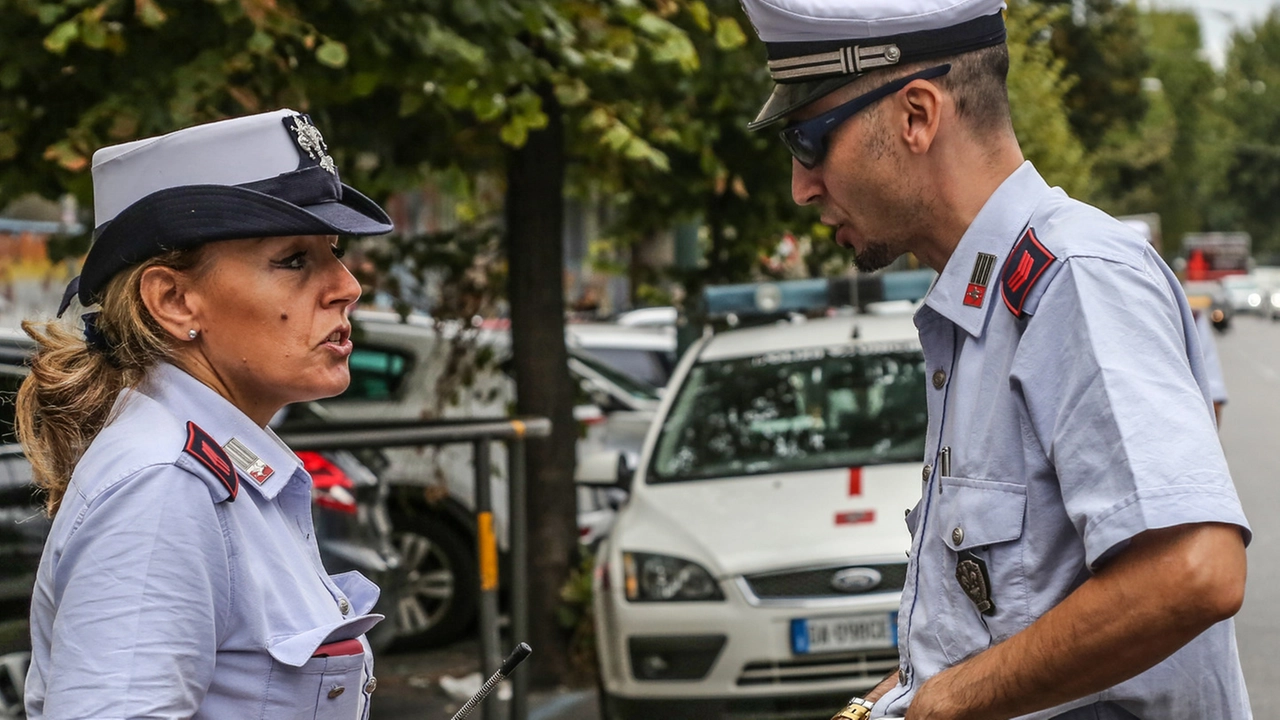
[{"xmin": 16, "ymin": 249, "xmax": 205, "ymax": 516}]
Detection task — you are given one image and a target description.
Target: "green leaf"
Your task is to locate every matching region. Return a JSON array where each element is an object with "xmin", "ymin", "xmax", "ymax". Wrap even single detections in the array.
[
  {"xmin": 36, "ymin": 4, "xmax": 64, "ymax": 25},
  {"xmin": 500, "ymin": 119, "xmax": 529, "ymax": 147},
  {"xmin": 0, "ymin": 132, "xmax": 17, "ymax": 161},
  {"xmin": 554, "ymin": 78, "xmax": 590, "ymax": 106},
  {"xmin": 351, "ymin": 72, "xmax": 380, "ymax": 97},
  {"xmin": 472, "ymin": 92, "xmax": 506, "ymax": 122},
  {"xmin": 247, "ymin": 30, "xmax": 274, "ymax": 54},
  {"xmin": 316, "ymin": 40, "xmax": 349, "ymax": 68},
  {"xmin": 687, "ymin": 1, "xmax": 711, "ymax": 32},
  {"xmin": 43, "ymin": 20, "xmax": 79, "ymax": 54},
  {"xmin": 714, "ymin": 17, "xmax": 747, "ymax": 50},
  {"xmin": 136, "ymin": 0, "xmax": 168, "ymax": 28}
]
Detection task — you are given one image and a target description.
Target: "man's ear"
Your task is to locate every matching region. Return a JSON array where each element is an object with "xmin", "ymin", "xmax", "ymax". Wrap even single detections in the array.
[
  {"xmin": 897, "ymin": 80, "xmax": 944, "ymax": 155},
  {"xmin": 139, "ymin": 265, "xmax": 199, "ymax": 342}
]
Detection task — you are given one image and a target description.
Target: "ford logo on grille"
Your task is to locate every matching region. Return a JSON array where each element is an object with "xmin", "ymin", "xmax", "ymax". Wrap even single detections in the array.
[{"xmin": 830, "ymin": 567, "xmax": 882, "ymax": 593}]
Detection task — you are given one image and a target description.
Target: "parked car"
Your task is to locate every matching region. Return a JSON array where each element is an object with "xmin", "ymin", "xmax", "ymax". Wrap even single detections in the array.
[
  {"xmin": 567, "ymin": 322, "xmax": 678, "ymax": 388},
  {"xmin": 318, "ymin": 310, "xmax": 665, "ymax": 647},
  {"xmin": 582, "ymin": 313, "xmax": 925, "ymax": 720},
  {"xmin": 0, "ymin": 335, "xmax": 406, "ymax": 716}
]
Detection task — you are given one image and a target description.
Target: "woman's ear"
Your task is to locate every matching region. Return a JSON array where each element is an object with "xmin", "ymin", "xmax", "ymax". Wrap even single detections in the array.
[{"xmin": 139, "ymin": 265, "xmax": 199, "ymax": 342}]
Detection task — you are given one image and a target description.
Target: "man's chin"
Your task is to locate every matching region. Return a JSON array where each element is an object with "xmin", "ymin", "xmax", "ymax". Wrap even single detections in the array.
[{"xmin": 851, "ymin": 242, "xmax": 898, "ymax": 273}]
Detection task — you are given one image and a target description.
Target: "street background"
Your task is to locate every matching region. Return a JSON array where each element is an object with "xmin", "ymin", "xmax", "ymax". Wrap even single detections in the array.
[
  {"xmin": 1218, "ymin": 314, "xmax": 1280, "ymax": 717},
  {"xmin": 365, "ymin": 312, "xmax": 1280, "ymax": 720}
]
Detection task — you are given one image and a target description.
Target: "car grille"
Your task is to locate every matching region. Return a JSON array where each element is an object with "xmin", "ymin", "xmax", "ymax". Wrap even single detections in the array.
[
  {"xmin": 743, "ymin": 563, "xmax": 907, "ymax": 599},
  {"xmin": 736, "ymin": 649, "xmax": 900, "ymax": 687}
]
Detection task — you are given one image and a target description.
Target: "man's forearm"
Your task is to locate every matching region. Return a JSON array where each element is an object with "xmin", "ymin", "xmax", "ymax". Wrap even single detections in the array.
[{"xmin": 907, "ymin": 522, "xmax": 1246, "ymax": 720}]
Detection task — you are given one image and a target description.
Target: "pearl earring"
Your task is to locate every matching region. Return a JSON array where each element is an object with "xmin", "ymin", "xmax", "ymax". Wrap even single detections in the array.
[{"xmin": 188, "ymin": 329, "xmax": 199, "ymax": 340}]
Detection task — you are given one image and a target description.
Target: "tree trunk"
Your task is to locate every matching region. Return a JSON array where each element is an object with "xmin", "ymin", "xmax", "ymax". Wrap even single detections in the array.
[{"xmin": 504, "ymin": 83, "xmax": 577, "ymax": 687}]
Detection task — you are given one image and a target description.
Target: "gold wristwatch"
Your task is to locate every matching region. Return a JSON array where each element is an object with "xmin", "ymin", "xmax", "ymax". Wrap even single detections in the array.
[{"xmin": 831, "ymin": 696, "xmax": 874, "ymax": 720}]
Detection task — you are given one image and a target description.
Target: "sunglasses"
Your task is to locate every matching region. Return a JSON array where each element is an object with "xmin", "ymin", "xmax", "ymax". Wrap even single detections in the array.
[{"xmin": 779, "ymin": 64, "xmax": 953, "ymax": 169}]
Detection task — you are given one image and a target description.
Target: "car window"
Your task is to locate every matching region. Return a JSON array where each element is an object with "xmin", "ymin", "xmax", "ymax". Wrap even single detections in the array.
[
  {"xmin": 579, "ymin": 347, "xmax": 675, "ymax": 387},
  {"xmin": 650, "ymin": 344, "xmax": 926, "ymax": 483},
  {"xmin": 570, "ymin": 352, "xmax": 660, "ymax": 402},
  {"xmin": 337, "ymin": 346, "xmax": 412, "ymax": 401}
]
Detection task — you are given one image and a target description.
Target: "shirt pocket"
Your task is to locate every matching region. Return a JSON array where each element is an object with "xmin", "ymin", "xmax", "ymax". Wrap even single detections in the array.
[
  {"xmin": 263, "ymin": 615, "xmax": 382, "ymax": 720},
  {"xmin": 933, "ymin": 476, "xmax": 1029, "ymax": 664}
]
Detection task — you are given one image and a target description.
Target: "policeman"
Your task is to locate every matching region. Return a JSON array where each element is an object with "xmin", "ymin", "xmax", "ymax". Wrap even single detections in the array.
[
  {"xmin": 19, "ymin": 110, "xmax": 393, "ymax": 718},
  {"xmin": 737, "ymin": 1, "xmax": 1251, "ymax": 718}
]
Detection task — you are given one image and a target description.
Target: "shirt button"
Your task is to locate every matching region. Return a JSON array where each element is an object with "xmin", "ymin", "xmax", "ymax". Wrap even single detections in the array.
[
  {"xmin": 365, "ymin": 677, "xmax": 378, "ymax": 694},
  {"xmin": 952, "ymin": 526, "xmax": 965, "ymax": 545},
  {"xmin": 932, "ymin": 369, "xmax": 947, "ymax": 389},
  {"xmin": 898, "ymin": 667, "xmax": 908, "ymax": 684},
  {"xmin": 328, "ymin": 685, "xmax": 346, "ymax": 699},
  {"xmin": 338, "ymin": 598, "xmax": 350, "ymax": 615},
  {"xmin": 922, "ymin": 464, "xmax": 932, "ymax": 482}
]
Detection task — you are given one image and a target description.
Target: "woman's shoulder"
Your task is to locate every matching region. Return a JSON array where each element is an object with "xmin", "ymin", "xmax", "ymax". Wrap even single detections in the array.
[{"xmin": 67, "ymin": 391, "xmax": 238, "ymax": 511}]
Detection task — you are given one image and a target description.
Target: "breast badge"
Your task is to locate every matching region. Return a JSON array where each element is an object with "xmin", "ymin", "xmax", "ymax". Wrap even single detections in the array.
[{"xmin": 955, "ymin": 549, "xmax": 996, "ymax": 616}]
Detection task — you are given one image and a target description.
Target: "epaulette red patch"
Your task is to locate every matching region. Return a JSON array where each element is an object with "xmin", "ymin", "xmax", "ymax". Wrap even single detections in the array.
[
  {"xmin": 1001, "ymin": 228, "xmax": 1056, "ymax": 319},
  {"xmin": 184, "ymin": 421, "xmax": 238, "ymax": 501}
]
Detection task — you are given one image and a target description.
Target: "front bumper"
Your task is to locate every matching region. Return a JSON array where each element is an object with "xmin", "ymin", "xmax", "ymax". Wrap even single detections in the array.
[{"xmin": 596, "ymin": 574, "xmax": 901, "ymax": 713}]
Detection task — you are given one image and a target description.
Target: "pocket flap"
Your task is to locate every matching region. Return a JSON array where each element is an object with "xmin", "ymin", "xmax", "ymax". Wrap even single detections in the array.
[
  {"xmin": 938, "ymin": 477, "xmax": 1026, "ymax": 552},
  {"xmin": 267, "ymin": 613, "xmax": 384, "ymax": 667},
  {"xmin": 331, "ymin": 570, "xmax": 381, "ymax": 616}
]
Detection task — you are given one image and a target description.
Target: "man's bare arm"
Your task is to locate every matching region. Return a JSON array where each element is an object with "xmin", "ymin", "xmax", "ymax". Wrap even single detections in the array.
[
  {"xmin": 905, "ymin": 522, "xmax": 1246, "ymax": 720},
  {"xmin": 865, "ymin": 670, "xmax": 899, "ymax": 703}
]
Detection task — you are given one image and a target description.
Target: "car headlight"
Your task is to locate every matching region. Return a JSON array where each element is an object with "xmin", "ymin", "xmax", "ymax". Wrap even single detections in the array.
[
  {"xmin": 1249, "ymin": 293, "xmax": 1262, "ymax": 307},
  {"xmin": 1270, "ymin": 292, "xmax": 1280, "ymax": 308},
  {"xmin": 622, "ymin": 552, "xmax": 724, "ymax": 602}
]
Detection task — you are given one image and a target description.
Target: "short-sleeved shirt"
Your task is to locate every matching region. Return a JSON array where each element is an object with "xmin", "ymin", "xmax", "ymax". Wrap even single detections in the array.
[
  {"xmin": 26, "ymin": 362, "xmax": 384, "ymax": 720},
  {"xmin": 877, "ymin": 162, "xmax": 1252, "ymax": 719}
]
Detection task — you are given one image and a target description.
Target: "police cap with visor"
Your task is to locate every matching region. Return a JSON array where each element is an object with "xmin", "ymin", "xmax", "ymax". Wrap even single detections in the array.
[
  {"xmin": 741, "ymin": 0, "xmax": 1009, "ymax": 132},
  {"xmin": 58, "ymin": 109, "xmax": 393, "ymax": 318}
]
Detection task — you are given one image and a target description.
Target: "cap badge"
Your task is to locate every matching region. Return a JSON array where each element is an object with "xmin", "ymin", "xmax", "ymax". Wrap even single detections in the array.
[
  {"xmin": 287, "ymin": 115, "xmax": 336, "ymax": 175},
  {"xmin": 964, "ymin": 252, "xmax": 997, "ymax": 308},
  {"xmin": 222, "ymin": 437, "xmax": 276, "ymax": 484}
]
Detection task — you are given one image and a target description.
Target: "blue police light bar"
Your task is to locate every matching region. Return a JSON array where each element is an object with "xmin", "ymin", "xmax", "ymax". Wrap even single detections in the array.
[{"xmin": 704, "ymin": 270, "xmax": 936, "ymax": 318}]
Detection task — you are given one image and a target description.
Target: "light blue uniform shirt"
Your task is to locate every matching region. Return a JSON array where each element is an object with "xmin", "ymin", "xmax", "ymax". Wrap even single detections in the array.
[
  {"xmin": 878, "ymin": 163, "xmax": 1251, "ymax": 719},
  {"xmin": 26, "ymin": 362, "xmax": 384, "ymax": 719}
]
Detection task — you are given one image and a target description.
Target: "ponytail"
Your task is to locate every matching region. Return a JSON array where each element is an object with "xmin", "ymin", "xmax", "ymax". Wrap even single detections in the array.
[{"xmin": 16, "ymin": 249, "xmax": 204, "ymax": 516}]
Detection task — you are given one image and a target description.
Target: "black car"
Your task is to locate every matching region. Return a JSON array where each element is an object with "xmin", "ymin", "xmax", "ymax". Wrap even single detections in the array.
[{"xmin": 0, "ymin": 333, "xmax": 405, "ymax": 716}]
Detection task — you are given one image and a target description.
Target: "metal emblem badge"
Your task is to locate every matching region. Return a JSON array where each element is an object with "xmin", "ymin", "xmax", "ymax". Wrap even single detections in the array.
[
  {"xmin": 287, "ymin": 115, "xmax": 337, "ymax": 175},
  {"xmin": 955, "ymin": 550, "xmax": 996, "ymax": 616},
  {"xmin": 830, "ymin": 567, "xmax": 882, "ymax": 594},
  {"xmin": 223, "ymin": 437, "xmax": 276, "ymax": 485},
  {"xmin": 964, "ymin": 252, "xmax": 997, "ymax": 308}
]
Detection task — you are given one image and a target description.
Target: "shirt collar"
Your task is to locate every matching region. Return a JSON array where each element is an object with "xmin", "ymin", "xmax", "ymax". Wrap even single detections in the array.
[
  {"xmin": 142, "ymin": 362, "xmax": 302, "ymax": 500},
  {"xmin": 921, "ymin": 161, "xmax": 1052, "ymax": 337}
]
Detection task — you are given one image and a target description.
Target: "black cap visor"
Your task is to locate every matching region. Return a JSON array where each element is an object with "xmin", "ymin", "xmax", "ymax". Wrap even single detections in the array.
[{"xmin": 748, "ymin": 74, "xmax": 863, "ymax": 131}]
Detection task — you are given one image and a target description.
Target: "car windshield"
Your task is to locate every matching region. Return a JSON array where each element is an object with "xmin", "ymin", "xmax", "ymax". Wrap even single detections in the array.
[
  {"xmin": 649, "ymin": 344, "xmax": 927, "ymax": 483},
  {"xmin": 571, "ymin": 351, "xmax": 661, "ymax": 402}
]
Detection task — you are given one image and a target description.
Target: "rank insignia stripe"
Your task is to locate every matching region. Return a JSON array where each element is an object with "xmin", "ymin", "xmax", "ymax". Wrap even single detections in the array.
[
  {"xmin": 183, "ymin": 421, "xmax": 238, "ymax": 501},
  {"xmin": 963, "ymin": 252, "xmax": 997, "ymax": 308},
  {"xmin": 1001, "ymin": 228, "xmax": 1056, "ymax": 319},
  {"xmin": 222, "ymin": 437, "xmax": 276, "ymax": 485}
]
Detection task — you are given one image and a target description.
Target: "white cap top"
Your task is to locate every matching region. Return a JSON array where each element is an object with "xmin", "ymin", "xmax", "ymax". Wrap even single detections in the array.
[
  {"xmin": 91, "ymin": 108, "xmax": 305, "ymax": 227},
  {"xmin": 741, "ymin": 0, "xmax": 1006, "ymax": 44}
]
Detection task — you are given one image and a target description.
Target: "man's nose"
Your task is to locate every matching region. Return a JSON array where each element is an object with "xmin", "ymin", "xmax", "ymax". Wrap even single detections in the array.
[{"xmin": 791, "ymin": 158, "xmax": 824, "ymax": 206}]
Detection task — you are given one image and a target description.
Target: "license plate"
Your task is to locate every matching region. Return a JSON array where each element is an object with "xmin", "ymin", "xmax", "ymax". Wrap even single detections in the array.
[{"xmin": 791, "ymin": 612, "xmax": 898, "ymax": 655}]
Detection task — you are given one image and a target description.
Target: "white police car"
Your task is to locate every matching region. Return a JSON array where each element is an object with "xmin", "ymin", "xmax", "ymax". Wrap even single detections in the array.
[{"xmin": 582, "ymin": 311, "xmax": 925, "ymax": 720}]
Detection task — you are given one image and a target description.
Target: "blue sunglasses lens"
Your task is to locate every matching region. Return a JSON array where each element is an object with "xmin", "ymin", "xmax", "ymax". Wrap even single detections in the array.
[{"xmin": 780, "ymin": 127, "xmax": 821, "ymax": 169}]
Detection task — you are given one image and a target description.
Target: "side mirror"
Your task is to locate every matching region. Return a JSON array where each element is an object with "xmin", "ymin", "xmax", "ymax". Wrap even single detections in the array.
[{"xmin": 575, "ymin": 450, "xmax": 634, "ymax": 493}]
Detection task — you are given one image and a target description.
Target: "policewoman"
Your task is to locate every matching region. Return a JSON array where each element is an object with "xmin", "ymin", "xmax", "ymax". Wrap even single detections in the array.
[
  {"xmin": 737, "ymin": 1, "xmax": 1252, "ymax": 718},
  {"xmin": 18, "ymin": 109, "xmax": 393, "ymax": 719}
]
